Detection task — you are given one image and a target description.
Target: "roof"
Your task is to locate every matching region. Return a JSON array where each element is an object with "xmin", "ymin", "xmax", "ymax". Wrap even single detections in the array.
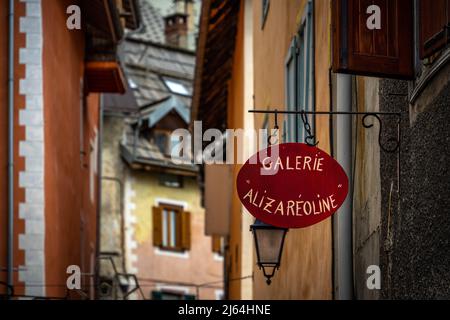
[
  {"xmin": 121, "ymin": 94, "xmax": 193, "ymax": 172},
  {"xmin": 123, "ymin": 38, "xmax": 196, "ymax": 108},
  {"xmin": 191, "ymin": 0, "xmax": 241, "ymax": 131},
  {"xmin": 127, "ymin": 0, "xmax": 165, "ymax": 44},
  {"xmin": 140, "ymin": 96, "xmax": 190, "ymax": 127},
  {"xmin": 103, "ymin": 72, "xmax": 139, "ymax": 114},
  {"xmin": 102, "ymin": 1, "xmax": 197, "ymax": 173},
  {"xmin": 121, "ymin": 124, "xmax": 197, "ymax": 175}
]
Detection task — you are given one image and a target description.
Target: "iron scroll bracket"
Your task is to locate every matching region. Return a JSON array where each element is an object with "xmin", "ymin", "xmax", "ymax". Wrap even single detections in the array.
[
  {"xmin": 249, "ymin": 109, "xmax": 402, "ymax": 154},
  {"xmin": 249, "ymin": 109, "xmax": 402, "ymax": 196}
]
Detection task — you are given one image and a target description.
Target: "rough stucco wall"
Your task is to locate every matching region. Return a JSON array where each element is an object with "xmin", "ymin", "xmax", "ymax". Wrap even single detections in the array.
[
  {"xmin": 380, "ymin": 62, "xmax": 450, "ymax": 299},
  {"xmin": 130, "ymin": 171, "xmax": 223, "ymax": 300},
  {"xmin": 100, "ymin": 116, "xmax": 128, "ymax": 277},
  {"xmin": 379, "ymin": 78, "xmax": 406, "ymax": 299}
]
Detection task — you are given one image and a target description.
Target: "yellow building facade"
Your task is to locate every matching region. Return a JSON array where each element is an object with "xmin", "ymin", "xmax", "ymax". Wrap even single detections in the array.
[{"xmin": 193, "ymin": 0, "xmax": 335, "ymax": 300}]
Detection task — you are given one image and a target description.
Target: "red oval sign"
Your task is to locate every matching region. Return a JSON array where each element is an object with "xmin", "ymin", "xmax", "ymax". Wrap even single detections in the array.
[{"xmin": 237, "ymin": 143, "xmax": 349, "ymax": 229}]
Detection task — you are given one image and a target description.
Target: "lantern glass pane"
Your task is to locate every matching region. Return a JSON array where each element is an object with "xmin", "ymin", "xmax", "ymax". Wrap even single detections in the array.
[{"xmin": 255, "ymin": 228, "xmax": 285, "ymax": 264}]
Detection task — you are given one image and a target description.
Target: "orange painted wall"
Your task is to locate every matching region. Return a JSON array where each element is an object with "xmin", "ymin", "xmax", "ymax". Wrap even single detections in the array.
[
  {"xmin": 226, "ymin": 0, "xmax": 246, "ymax": 300},
  {"xmin": 13, "ymin": 0, "xmax": 27, "ymax": 297},
  {"xmin": 41, "ymin": 0, "xmax": 99, "ymax": 297},
  {"xmin": 0, "ymin": 0, "xmax": 99, "ymax": 299},
  {"xmin": 0, "ymin": 0, "xmax": 27, "ymax": 296}
]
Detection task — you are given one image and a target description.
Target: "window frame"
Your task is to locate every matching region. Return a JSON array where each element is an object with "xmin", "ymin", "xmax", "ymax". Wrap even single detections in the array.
[
  {"xmin": 153, "ymin": 203, "xmax": 191, "ymax": 253},
  {"xmin": 212, "ymin": 235, "xmax": 225, "ymax": 256},
  {"xmin": 284, "ymin": 1, "xmax": 315, "ymax": 144},
  {"xmin": 158, "ymin": 173, "xmax": 184, "ymax": 189},
  {"xmin": 152, "ymin": 129, "xmax": 172, "ymax": 155},
  {"xmin": 159, "ymin": 204, "xmax": 183, "ymax": 252},
  {"xmin": 161, "ymin": 77, "xmax": 191, "ymax": 96},
  {"xmin": 151, "ymin": 290, "xmax": 196, "ymax": 300},
  {"xmin": 261, "ymin": 0, "xmax": 270, "ymax": 29}
]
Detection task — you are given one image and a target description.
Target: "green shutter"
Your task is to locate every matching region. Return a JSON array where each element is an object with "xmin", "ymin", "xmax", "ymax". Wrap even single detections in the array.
[
  {"xmin": 285, "ymin": 36, "xmax": 298, "ymax": 143},
  {"xmin": 152, "ymin": 291, "xmax": 163, "ymax": 300},
  {"xmin": 296, "ymin": 1, "xmax": 314, "ymax": 143}
]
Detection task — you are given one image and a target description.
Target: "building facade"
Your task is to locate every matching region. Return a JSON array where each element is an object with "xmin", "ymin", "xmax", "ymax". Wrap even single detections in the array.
[
  {"xmin": 100, "ymin": 0, "xmax": 223, "ymax": 300},
  {"xmin": 193, "ymin": 0, "xmax": 450, "ymax": 300},
  {"xmin": 0, "ymin": 0, "xmax": 139, "ymax": 299}
]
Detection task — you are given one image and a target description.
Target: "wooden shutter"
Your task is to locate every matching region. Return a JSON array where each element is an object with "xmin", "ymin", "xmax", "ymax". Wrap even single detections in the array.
[
  {"xmin": 152, "ymin": 206, "xmax": 163, "ymax": 247},
  {"xmin": 181, "ymin": 211, "xmax": 191, "ymax": 250},
  {"xmin": 332, "ymin": 0, "xmax": 414, "ymax": 79},
  {"xmin": 212, "ymin": 236, "xmax": 222, "ymax": 253},
  {"xmin": 419, "ymin": 0, "xmax": 450, "ymax": 58}
]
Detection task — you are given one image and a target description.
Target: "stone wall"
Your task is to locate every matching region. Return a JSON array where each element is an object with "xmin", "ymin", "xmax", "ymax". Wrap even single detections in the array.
[{"xmin": 380, "ymin": 61, "xmax": 450, "ymax": 299}]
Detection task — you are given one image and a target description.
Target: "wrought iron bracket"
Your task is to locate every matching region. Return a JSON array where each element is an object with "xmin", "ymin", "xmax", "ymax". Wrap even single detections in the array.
[
  {"xmin": 249, "ymin": 109, "xmax": 402, "ymax": 154},
  {"xmin": 250, "ymin": 108, "xmax": 402, "ymax": 196}
]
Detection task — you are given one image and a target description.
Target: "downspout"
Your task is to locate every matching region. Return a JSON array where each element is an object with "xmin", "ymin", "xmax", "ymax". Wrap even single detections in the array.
[
  {"xmin": 7, "ymin": 0, "xmax": 15, "ymax": 298},
  {"xmin": 95, "ymin": 94, "xmax": 104, "ymax": 299},
  {"xmin": 335, "ymin": 74, "xmax": 353, "ymax": 300}
]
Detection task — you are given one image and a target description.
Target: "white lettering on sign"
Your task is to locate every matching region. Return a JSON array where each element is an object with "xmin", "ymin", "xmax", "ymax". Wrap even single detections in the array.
[
  {"xmin": 366, "ymin": 5, "xmax": 381, "ymax": 30},
  {"xmin": 242, "ymin": 188, "xmax": 338, "ymax": 217},
  {"xmin": 66, "ymin": 5, "xmax": 81, "ymax": 30},
  {"xmin": 261, "ymin": 155, "xmax": 324, "ymax": 173}
]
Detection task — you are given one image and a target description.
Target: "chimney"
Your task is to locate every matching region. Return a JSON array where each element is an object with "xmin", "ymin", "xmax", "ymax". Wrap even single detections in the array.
[{"xmin": 164, "ymin": 0, "xmax": 194, "ymax": 49}]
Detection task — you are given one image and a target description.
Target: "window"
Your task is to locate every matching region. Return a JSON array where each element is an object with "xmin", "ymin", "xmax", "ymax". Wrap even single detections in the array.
[
  {"xmin": 153, "ymin": 204, "xmax": 191, "ymax": 252},
  {"xmin": 215, "ymin": 290, "xmax": 224, "ymax": 300},
  {"xmin": 151, "ymin": 290, "xmax": 195, "ymax": 300},
  {"xmin": 158, "ymin": 174, "xmax": 183, "ymax": 188},
  {"xmin": 170, "ymin": 133, "xmax": 182, "ymax": 155},
  {"xmin": 129, "ymin": 78, "xmax": 138, "ymax": 90},
  {"xmin": 261, "ymin": 0, "xmax": 270, "ymax": 29},
  {"xmin": 163, "ymin": 78, "xmax": 190, "ymax": 95},
  {"xmin": 212, "ymin": 235, "xmax": 225, "ymax": 256},
  {"xmin": 285, "ymin": 2, "xmax": 314, "ymax": 143},
  {"xmin": 153, "ymin": 130, "xmax": 169, "ymax": 154},
  {"xmin": 152, "ymin": 130, "xmax": 180, "ymax": 155}
]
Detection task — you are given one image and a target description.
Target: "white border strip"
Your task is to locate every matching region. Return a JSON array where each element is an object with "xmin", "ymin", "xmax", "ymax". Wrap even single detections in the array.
[
  {"xmin": 18, "ymin": 0, "xmax": 45, "ymax": 297},
  {"xmin": 124, "ymin": 175, "xmax": 138, "ymax": 274}
]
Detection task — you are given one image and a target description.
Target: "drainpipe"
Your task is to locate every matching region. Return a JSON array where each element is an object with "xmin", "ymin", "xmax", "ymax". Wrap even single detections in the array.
[
  {"xmin": 95, "ymin": 94, "xmax": 104, "ymax": 299},
  {"xmin": 335, "ymin": 74, "xmax": 353, "ymax": 300},
  {"xmin": 7, "ymin": 0, "xmax": 15, "ymax": 298}
]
